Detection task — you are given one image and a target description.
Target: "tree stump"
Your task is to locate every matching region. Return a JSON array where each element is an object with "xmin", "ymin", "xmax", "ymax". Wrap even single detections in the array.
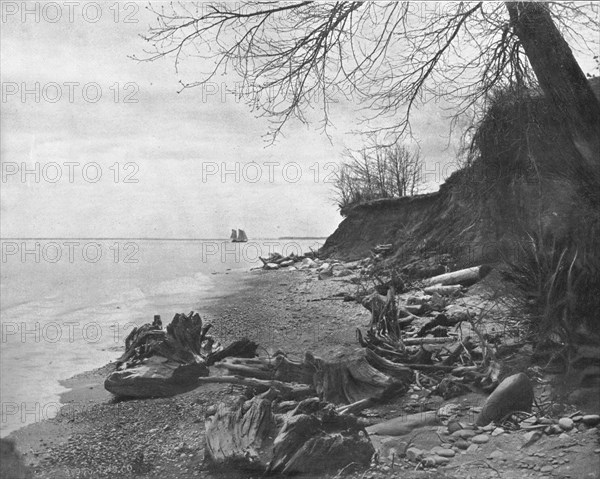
[{"xmin": 205, "ymin": 397, "xmax": 374, "ymax": 474}]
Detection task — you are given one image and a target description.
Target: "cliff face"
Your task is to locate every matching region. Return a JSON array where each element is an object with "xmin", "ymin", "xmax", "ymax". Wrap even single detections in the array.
[
  {"xmin": 321, "ymin": 169, "xmax": 506, "ymax": 264},
  {"xmin": 322, "ymin": 78, "xmax": 600, "ymax": 265}
]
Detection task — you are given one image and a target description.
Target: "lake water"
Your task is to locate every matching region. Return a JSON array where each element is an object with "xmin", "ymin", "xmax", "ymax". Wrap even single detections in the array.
[{"xmin": 0, "ymin": 238, "xmax": 324, "ymax": 436}]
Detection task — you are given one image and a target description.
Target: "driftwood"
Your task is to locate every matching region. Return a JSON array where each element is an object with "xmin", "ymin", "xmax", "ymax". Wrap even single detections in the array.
[
  {"xmin": 365, "ymin": 348, "xmax": 455, "ymax": 373},
  {"xmin": 215, "ymin": 350, "xmax": 409, "ymax": 405},
  {"xmin": 206, "ymin": 338, "xmax": 258, "ymax": 366},
  {"xmin": 364, "ymin": 348, "xmax": 414, "ymax": 380},
  {"xmin": 417, "ymin": 312, "xmax": 465, "ymax": 337},
  {"xmin": 361, "ymin": 288, "xmax": 402, "ymax": 339},
  {"xmin": 195, "ymin": 376, "xmax": 314, "ymax": 401},
  {"xmin": 259, "ymin": 252, "xmax": 303, "ymax": 266},
  {"xmin": 423, "ymin": 284, "xmax": 463, "ymax": 295},
  {"xmin": 366, "ymin": 410, "xmax": 440, "ymax": 436},
  {"xmin": 422, "ymin": 265, "xmax": 492, "ymax": 287},
  {"xmin": 403, "ymin": 336, "xmax": 457, "ymax": 345},
  {"xmin": 205, "ymin": 397, "xmax": 374, "ymax": 474},
  {"xmin": 105, "ymin": 312, "xmax": 258, "ymax": 398}
]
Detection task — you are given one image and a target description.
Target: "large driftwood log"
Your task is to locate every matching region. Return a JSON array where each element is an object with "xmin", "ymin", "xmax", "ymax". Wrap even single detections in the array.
[
  {"xmin": 215, "ymin": 349, "xmax": 409, "ymax": 405},
  {"xmin": 205, "ymin": 397, "xmax": 374, "ymax": 474},
  {"xmin": 307, "ymin": 350, "xmax": 407, "ymax": 404},
  {"xmin": 422, "ymin": 265, "xmax": 492, "ymax": 287},
  {"xmin": 105, "ymin": 312, "xmax": 258, "ymax": 398}
]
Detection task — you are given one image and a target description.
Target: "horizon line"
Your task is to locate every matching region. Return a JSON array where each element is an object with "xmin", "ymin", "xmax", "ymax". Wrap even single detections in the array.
[{"xmin": 0, "ymin": 237, "xmax": 328, "ymax": 241}]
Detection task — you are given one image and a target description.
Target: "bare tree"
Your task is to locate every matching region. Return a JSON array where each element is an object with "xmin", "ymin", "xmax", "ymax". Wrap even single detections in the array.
[
  {"xmin": 386, "ymin": 143, "xmax": 422, "ymax": 197},
  {"xmin": 139, "ymin": 2, "xmax": 598, "ymax": 161},
  {"xmin": 332, "ymin": 141, "xmax": 423, "ymax": 210}
]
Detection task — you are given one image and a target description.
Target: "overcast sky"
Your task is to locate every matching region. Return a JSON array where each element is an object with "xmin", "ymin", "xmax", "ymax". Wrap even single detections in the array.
[{"xmin": 1, "ymin": 2, "xmax": 596, "ymax": 239}]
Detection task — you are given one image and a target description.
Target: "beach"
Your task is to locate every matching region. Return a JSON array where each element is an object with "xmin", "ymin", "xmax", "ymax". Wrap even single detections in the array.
[
  {"xmin": 6, "ymin": 267, "xmax": 368, "ymax": 479},
  {"xmin": 6, "ymin": 264, "xmax": 600, "ymax": 479}
]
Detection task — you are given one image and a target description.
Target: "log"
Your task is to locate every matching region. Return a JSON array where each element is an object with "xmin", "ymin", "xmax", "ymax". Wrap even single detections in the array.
[
  {"xmin": 205, "ymin": 396, "xmax": 375, "ymax": 474},
  {"xmin": 422, "ymin": 265, "xmax": 492, "ymax": 287},
  {"xmin": 214, "ymin": 353, "xmax": 315, "ymax": 385},
  {"xmin": 364, "ymin": 349, "xmax": 414, "ymax": 381},
  {"xmin": 403, "ymin": 337, "xmax": 456, "ymax": 345},
  {"xmin": 106, "ymin": 312, "xmax": 256, "ymax": 398},
  {"xmin": 308, "ymin": 350, "xmax": 408, "ymax": 404},
  {"xmin": 417, "ymin": 312, "xmax": 464, "ymax": 337},
  {"xmin": 336, "ymin": 398, "xmax": 375, "ymax": 415},
  {"xmin": 366, "ymin": 411, "xmax": 440, "ymax": 436},
  {"xmin": 215, "ymin": 350, "xmax": 409, "ymax": 406},
  {"xmin": 196, "ymin": 376, "xmax": 314, "ymax": 401},
  {"xmin": 206, "ymin": 338, "xmax": 258, "ymax": 366},
  {"xmin": 104, "ymin": 356, "xmax": 209, "ymax": 398},
  {"xmin": 423, "ymin": 284, "xmax": 463, "ymax": 295}
]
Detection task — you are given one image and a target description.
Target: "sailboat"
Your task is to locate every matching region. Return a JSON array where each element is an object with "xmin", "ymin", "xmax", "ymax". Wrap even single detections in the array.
[{"xmin": 230, "ymin": 229, "xmax": 248, "ymax": 243}]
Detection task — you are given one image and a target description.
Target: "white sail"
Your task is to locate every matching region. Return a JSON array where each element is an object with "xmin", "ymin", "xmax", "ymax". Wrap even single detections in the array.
[
  {"xmin": 237, "ymin": 229, "xmax": 248, "ymax": 242},
  {"xmin": 230, "ymin": 229, "xmax": 237, "ymax": 241}
]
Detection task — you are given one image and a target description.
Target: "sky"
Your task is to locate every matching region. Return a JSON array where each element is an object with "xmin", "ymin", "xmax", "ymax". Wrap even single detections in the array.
[{"xmin": 1, "ymin": 1, "xmax": 597, "ymax": 239}]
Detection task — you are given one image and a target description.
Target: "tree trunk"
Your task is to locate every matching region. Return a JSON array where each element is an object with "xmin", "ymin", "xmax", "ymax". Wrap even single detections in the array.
[{"xmin": 506, "ymin": 2, "xmax": 600, "ymax": 183}]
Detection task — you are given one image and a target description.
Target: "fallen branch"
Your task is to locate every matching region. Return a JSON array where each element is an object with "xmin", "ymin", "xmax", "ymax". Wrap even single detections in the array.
[{"xmin": 422, "ymin": 265, "xmax": 491, "ymax": 287}]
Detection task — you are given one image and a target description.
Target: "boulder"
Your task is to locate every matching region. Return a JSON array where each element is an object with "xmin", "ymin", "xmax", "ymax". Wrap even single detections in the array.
[
  {"xmin": 476, "ymin": 373, "xmax": 534, "ymax": 426},
  {"xmin": 104, "ymin": 356, "xmax": 208, "ymax": 398}
]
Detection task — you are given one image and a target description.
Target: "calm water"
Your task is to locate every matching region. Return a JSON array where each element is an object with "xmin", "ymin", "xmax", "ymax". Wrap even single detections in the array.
[{"xmin": 0, "ymin": 238, "xmax": 323, "ymax": 436}]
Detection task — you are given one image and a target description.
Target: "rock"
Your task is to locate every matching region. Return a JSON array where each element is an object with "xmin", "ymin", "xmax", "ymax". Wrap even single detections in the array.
[
  {"xmin": 333, "ymin": 269, "xmax": 353, "ymax": 277},
  {"xmin": 406, "ymin": 447, "xmax": 424, "ymax": 462},
  {"xmin": 454, "ymin": 439, "xmax": 470, "ymax": 450},
  {"xmin": 491, "ymin": 427, "xmax": 505, "ymax": 436},
  {"xmin": 488, "ymin": 450, "xmax": 504, "ymax": 460},
  {"xmin": 430, "ymin": 454, "xmax": 450, "ymax": 465},
  {"xmin": 430, "ymin": 446, "xmax": 455, "ymax": 457},
  {"xmin": 466, "ymin": 444, "xmax": 479, "ymax": 453},
  {"xmin": 447, "ymin": 420, "xmax": 462, "ymax": 434},
  {"xmin": 521, "ymin": 430, "xmax": 543, "ymax": 448},
  {"xmin": 558, "ymin": 417, "xmax": 574, "ymax": 431},
  {"xmin": 540, "ymin": 465, "xmax": 554, "ymax": 473},
  {"xmin": 438, "ymin": 403, "xmax": 460, "ymax": 417},
  {"xmin": 300, "ymin": 258, "xmax": 317, "ymax": 269},
  {"xmin": 558, "ymin": 433, "xmax": 570, "ymax": 439},
  {"xmin": 451, "ymin": 429, "xmax": 476, "ymax": 439},
  {"xmin": 545, "ymin": 425, "xmax": 563, "ymax": 435},
  {"xmin": 265, "ymin": 263, "xmax": 280, "ymax": 270},
  {"xmin": 471, "ymin": 434, "xmax": 490, "ymax": 444},
  {"xmin": 104, "ymin": 356, "xmax": 208, "ymax": 398},
  {"xmin": 476, "ymin": 373, "xmax": 534, "ymax": 426},
  {"xmin": 279, "ymin": 260, "xmax": 294, "ymax": 267},
  {"xmin": 582, "ymin": 414, "xmax": 600, "ymax": 426}
]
